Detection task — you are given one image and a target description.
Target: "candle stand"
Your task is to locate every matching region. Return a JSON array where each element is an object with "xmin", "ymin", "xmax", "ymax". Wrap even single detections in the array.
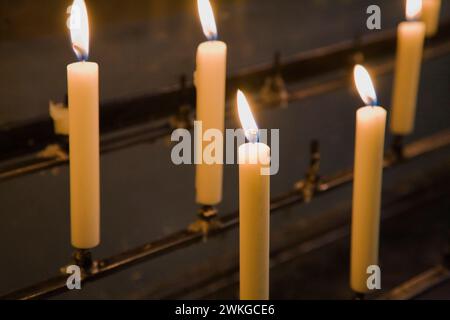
[{"xmin": 1, "ymin": 20, "xmax": 450, "ymax": 300}]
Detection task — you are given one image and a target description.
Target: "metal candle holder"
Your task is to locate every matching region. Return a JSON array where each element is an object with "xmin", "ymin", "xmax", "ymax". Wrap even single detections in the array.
[{"xmin": 1, "ymin": 20, "xmax": 450, "ymax": 300}]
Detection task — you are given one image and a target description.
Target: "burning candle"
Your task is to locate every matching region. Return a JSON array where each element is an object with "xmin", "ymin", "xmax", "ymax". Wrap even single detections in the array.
[
  {"xmin": 390, "ymin": 0, "xmax": 425, "ymax": 135},
  {"xmin": 195, "ymin": 0, "xmax": 227, "ymax": 206},
  {"xmin": 422, "ymin": 0, "xmax": 441, "ymax": 37},
  {"xmin": 237, "ymin": 90, "xmax": 270, "ymax": 300},
  {"xmin": 67, "ymin": 0, "xmax": 100, "ymax": 249},
  {"xmin": 351, "ymin": 65, "xmax": 386, "ymax": 294}
]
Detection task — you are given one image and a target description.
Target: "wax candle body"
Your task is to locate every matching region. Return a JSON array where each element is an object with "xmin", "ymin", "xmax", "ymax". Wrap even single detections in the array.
[
  {"xmin": 239, "ymin": 142, "xmax": 270, "ymax": 300},
  {"xmin": 351, "ymin": 106, "xmax": 386, "ymax": 293},
  {"xmin": 390, "ymin": 21, "xmax": 425, "ymax": 135},
  {"xmin": 67, "ymin": 61, "xmax": 100, "ymax": 249},
  {"xmin": 422, "ymin": 0, "xmax": 441, "ymax": 37},
  {"xmin": 195, "ymin": 40, "xmax": 227, "ymax": 205}
]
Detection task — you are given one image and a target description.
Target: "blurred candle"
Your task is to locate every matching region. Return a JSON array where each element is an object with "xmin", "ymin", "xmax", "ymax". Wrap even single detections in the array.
[
  {"xmin": 351, "ymin": 66, "xmax": 386, "ymax": 294},
  {"xmin": 237, "ymin": 90, "xmax": 270, "ymax": 300},
  {"xmin": 422, "ymin": 0, "xmax": 441, "ymax": 37},
  {"xmin": 195, "ymin": 0, "xmax": 227, "ymax": 205},
  {"xmin": 67, "ymin": 0, "xmax": 100, "ymax": 249},
  {"xmin": 391, "ymin": 0, "xmax": 425, "ymax": 135}
]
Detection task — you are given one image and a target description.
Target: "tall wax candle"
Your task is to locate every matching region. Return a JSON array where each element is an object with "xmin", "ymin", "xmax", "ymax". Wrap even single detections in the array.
[
  {"xmin": 237, "ymin": 90, "xmax": 270, "ymax": 300},
  {"xmin": 195, "ymin": 0, "xmax": 227, "ymax": 205},
  {"xmin": 422, "ymin": 0, "xmax": 441, "ymax": 37},
  {"xmin": 391, "ymin": 0, "xmax": 425, "ymax": 135},
  {"xmin": 68, "ymin": 0, "xmax": 100, "ymax": 249},
  {"xmin": 351, "ymin": 66, "xmax": 386, "ymax": 294}
]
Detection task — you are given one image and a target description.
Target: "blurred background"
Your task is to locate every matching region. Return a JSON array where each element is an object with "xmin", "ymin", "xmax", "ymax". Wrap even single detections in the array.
[{"xmin": 0, "ymin": 0, "xmax": 449, "ymax": 299}]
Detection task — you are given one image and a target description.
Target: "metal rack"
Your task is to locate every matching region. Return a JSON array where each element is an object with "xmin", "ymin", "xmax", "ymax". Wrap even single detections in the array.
[
  {"xmin": 1, "ymin": 21, "xmax": 450, "ymax": 300},
  {"xmin": 2, "ymin": 128, "xmax": 450, "ymax": 300}
]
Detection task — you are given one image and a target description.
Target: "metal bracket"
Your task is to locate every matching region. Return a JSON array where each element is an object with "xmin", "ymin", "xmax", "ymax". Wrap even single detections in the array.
[
  {"xmin": 59, "ymin": 248, "xmax": 96, "ymax": 280},
  {"xmin": 188, "ymin": 205, "xmax": 221, "ymax": 242},
  {"xmin": 73, "ymin": 249, "xmax": 96, "ymax": 274},
  {"xmin": 169, "ymin": 74, "xmax": 193, "ymax": 131},
  {"xmin": 295, "ymin": 140, "xmax": 321, "ymax": 203},
  {"xmin": 259, "ymin": 52, "xmax": 289, "ymax": 108}
]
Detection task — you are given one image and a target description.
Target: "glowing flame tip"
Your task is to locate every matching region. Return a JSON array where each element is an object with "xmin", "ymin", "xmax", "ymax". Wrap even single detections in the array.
[
  {"xmin": 237, "ymin": 90, "xmax": 259, "ymax": 143},
  {"xmin": 197, "ymin": 0, "xmax": 218, "ymax": 40},
  {"xmin": 354, "ymin": 65, "xmax": 378, "ymax": 106},
  {"xmin": 406, "ymin": 0, "xmax": 422, "ymax": 21},
  {"xmin": 69, "ymin": 0, "xmax": 89, "ymax": 61}
]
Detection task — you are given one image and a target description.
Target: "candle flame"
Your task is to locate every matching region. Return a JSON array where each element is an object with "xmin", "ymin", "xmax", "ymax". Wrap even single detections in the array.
[
  {"xmin": 406, "ymin": 0, "xmax": 422, "ymax": 20},
  {"xmin": 197, "ymin": 0, "xmax": 218, "ymax": 40},
  {"xmin": 69, "ymin": 0, "xmax": 89, "ymax": 61},
  {"xmin": 237, "ymin": 90, "xmax": 259, "ymax": 143},
  {"xmin": 354, "ymin": 65, "xmax": 377, "ymax": 106}
]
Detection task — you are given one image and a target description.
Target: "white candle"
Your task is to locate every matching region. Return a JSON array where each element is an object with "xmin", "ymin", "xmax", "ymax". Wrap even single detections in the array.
[
  {"xmin": 391, "ymin": 0, "xmax": 425, "ymax": 135},
  {"xmin": 422, "ymin": 0, "xmax": 441, "ymax": 37},
  {"xmin": 351, "ymin": 66, "xmax": 386, "ymax": 294},
  {"xmin": 195, "ymin": 0, "xmax": 227, "ymax": 205},
  {"xmin": 237, "ymin": 90, "xmax": 270, "ymax": 300},
  {"xmin": 67, "ymin": 0, "xmax": 100, "ymax": 249}
]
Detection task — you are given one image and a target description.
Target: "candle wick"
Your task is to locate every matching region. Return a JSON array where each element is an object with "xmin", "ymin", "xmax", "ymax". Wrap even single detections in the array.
[
  {"xmin": 407, "ymin": 13, "xmax": 421, "ymax": 23},
  {"xmin": 73, "ymin": 44, "xmax": 88, "ymax": 62},
  {"xmin": 370, "ymin": 98, "xmax": 378, "ymax": 107},
  {"xmin": 80, "ymin": 52, "xmax": 89, "ymax": 62},
  {"xmin": 246, "ymin": 129, "xmax": 259, "ymax": 144},
  {"xmin": 207, "ymin": 32, "xmax": 218, "ymax": 41}
]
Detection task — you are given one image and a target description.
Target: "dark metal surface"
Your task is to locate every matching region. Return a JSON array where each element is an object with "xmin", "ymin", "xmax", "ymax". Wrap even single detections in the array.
[
  {"xmin": 2, "ymin": 129, "xmax": 449, "ymax": 300},
  {"xmin": 1, "ymin": 21, "xmax": 450, "ymax": 182}
]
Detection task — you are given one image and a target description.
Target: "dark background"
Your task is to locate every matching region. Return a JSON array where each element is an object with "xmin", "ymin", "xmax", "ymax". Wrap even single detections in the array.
[{"xmin": 0, "ymin": 0, "xmax": 449, "ymax": 299}]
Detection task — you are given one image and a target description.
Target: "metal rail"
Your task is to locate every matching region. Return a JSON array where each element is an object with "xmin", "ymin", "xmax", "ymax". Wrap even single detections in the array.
[{"xmin": 380, "ymin": 265, "xmax": 450, "ymax": 300}]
